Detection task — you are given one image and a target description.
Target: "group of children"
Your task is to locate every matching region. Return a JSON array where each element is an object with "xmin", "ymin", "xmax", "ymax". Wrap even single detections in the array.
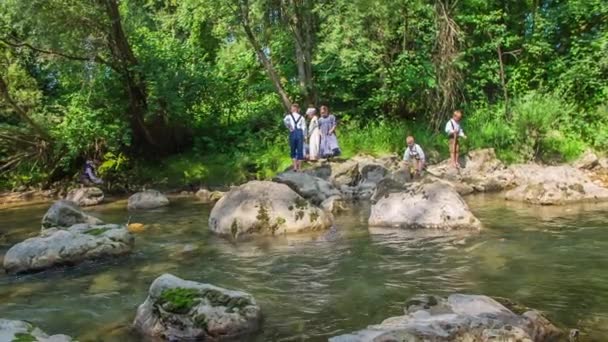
[
  {"xmin": 284, "ymin": 103, "xmax": 341, "ymax": 172},
  {"xmin": 403, "ymin": 110, "xmax": 466, "ymax": 177}
]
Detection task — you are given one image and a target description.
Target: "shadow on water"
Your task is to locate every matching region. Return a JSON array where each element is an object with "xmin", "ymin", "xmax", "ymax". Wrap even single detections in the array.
[{"xmin": 0, "ymin": 195, "xmax": 607, "ymax": 340}]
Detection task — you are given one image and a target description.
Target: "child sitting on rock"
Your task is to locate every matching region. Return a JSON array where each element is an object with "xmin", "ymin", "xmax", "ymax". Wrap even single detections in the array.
[{"xmin": 403, "ymin": 136, "xmax": 426, "ymax": 179}]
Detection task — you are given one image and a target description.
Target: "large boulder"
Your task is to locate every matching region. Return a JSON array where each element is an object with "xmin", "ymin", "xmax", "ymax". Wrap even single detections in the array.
[
  {"xmin": 128, "ymin": 189, "xmax": 170, "ymax": 210},
  {"xmin": 208, "ymin": 181, "xmax": 332, "ymax": 239},
  {"xmin": 0, "ymin": 319, "xmax": 74, "ymax": 342},
  {"xmin": 65, "ymin": 187, "xmax": 104, "ymax": 206},
  {"xmin": 41, "ymin": 200, "xmax": 103, "ymax": 229},
  {"xmin": 369, "ymin": 181, "xmax": 481, "ymax": 230},
  {"xmin": 133, "ymin": 273, "xmax": 262, "ymax": 341},
  {"xmin": 273, "ymin": 171, "xmax": 342, "ymax": 205},
  {"xmin": 330, "ymin": 294, "xmax": 562, "ymax": 342},
  {"xmin": 3, "ymin": 223, "xmax": 134, "ymax": 274},
  {"xmin": 427, "ymin": 148, "xmax": 516, "ymax": 193},
  {"xmin": 506, "ymin": 164, "xmax": 608, "ymax": 205}
]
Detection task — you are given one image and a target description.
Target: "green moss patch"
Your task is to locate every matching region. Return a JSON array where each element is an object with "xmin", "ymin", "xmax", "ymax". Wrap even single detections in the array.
[
  {"xmin": 12, "ymin": 333, "xmax": 37, "ymax": 342},
  {"xmin": 159, "ymin": 288, "xmax": 201, "ymax": 314}
]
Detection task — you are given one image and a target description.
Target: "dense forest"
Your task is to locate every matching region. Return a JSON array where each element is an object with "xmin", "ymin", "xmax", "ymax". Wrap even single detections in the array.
[{"xmin": 1, "ymin": 0, "xmax": 607, "ymax": 190}]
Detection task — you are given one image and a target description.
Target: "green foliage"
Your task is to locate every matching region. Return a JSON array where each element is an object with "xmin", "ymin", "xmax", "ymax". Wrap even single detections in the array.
[{"xmin": 1, "ymin": 0, "xmax": 607, "ymax": 189}]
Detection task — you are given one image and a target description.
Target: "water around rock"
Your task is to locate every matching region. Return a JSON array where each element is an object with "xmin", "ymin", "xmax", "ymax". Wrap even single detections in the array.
[
  {"xmin": 369, "ymin": 181, "xmax": 482, "ymax": 230},
  {"xmin": 3, "ymin": 223, "xmax": 134, "ymax": 274},
  {"xmin": 330, "ymin": 294, "xmax": 562, "ymax": 342},
  {"xmin": 133, "ymin": 273, "xmax": 262, "ymax": 341},
  {"xmin": 208, "ymin": 181, "xmax": 332, "ymax": 238},
  {"xmin": 65, "ymin": 187, "xmax": 104, "ymax": 207},
  {"xmin": 41, "ymin": 200, "xmax": 103, "ymax": 229},
  {"xmin": 127, "ymin": 189, "xmax": 170, "ymax": 210},
  {"xmin": 0, "ymin": 319, "xmax": 74, "ymax": 341}
]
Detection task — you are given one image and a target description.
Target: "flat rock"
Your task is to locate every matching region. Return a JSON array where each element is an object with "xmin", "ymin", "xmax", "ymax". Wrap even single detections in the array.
[
  {"xmin": 208, "ymin": 181, "xmax": 332, "ymax": 238},
  {"xmin": 427, "ymin": 148, "xmax": 516, "ymax": 193},
  {"xmin": 330, "ymin": 294, "xmax": 562, "ymax": 342},
  {"xmin": 506, "ymin": 164, "xmax": 608, "ymax": 205},
  {"xmin": 41, "ymin": 200, "xmax": 103, "ymax": 229},
  {"xmin": 133, "ymin": 273, "xmax": 261, "ymax": 341},
  {"xmin": 0, "ymin": 319, "xmax": 74, "ymax": 341},
  {"xmin": 273, "ymin": 171, "xmax": 342, "ymax": 205},
  {"xmin": 128, "ymin": 189, "xmax": 170, "ymax": 210},
  {"xmin": 196, "ymin": 189, "xmax": 225, "ymax": 204},
  {"xmin": 3, "ymin": 223, "xmax": 134, "ymax": 274},
  {"xmin": 368, "ymin": 181, "xmax": 481, "ymax": 230},
  {"xmin": 65, "ymin": 187, "xmax": 104, "ymax": 206}
]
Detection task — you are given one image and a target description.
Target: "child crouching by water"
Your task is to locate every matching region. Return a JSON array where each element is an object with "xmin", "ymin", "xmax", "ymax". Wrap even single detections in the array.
[
  {"xmin": 403, "ymin": 136, "xmax": 426, "ymax": 179},
  {"xmin": 283, "ymin": 103, "xmax": 307, "ymax": 172}
]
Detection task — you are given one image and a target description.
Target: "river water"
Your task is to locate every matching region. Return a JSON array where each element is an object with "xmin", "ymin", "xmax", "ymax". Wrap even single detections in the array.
[{"xmin": 0, "ymin": 195, "xmax": 607, "ymax": 341}]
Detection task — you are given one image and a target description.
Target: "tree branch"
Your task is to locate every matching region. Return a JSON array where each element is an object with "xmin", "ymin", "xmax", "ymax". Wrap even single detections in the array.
[{"xmin": 0, "ymin": 37, "xmax": 116, "ymax": 71}]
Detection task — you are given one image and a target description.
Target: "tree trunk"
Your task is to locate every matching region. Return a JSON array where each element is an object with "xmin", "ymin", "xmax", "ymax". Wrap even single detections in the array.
[
  {"xmin": 497, "ymin": 43, "xmax": 509, "ymax": 118},
  {"xmin": 286, "ymin": 0, "xmax": 316, "ymax": 106},
  {"xmin": 239, "ymin": 1, "xmax": 292, "ymax": 112},
  {"xmin": 102, "ymin": 0, "xmax": 160, "ymax": 152}
]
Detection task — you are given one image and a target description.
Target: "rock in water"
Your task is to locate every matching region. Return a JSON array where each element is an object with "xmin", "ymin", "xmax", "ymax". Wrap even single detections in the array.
[
  {"xmin": 133, "ymin": 273, "xmax": 262, "ymax": 341},
  {"xmin": 368, "ymin": 181, "xmax": 481, "ymax": 230},
  {"xmin": 0, "ymin": 319, "xmax": 74, "ymax": 341},
  {"xmin": 128, "ymin": 189, "xmax": 170, "ymax": 210},
  {"xmin": 65, "ymin": 187, "xmax": 104, "ymax": 207},
  {"xmin": 208, "ymin": 181, "xmax": 332, "ymax": 238},
  {"xmin": 273, "ymin": 171, "xmax": 342, "ymax": 205},
  {"xmin": 41, "ymin": 200, "xmax": 103, "ymax": 229},
  {"xmin": 330, "ymin": 294, "xmax": 562, "ymax": 342},
  {"xmin": 3, "ymin": 223, "xmax": 134, "ymax": 274},
  {"xmin": 506, "ymin": 164, "xmax": 608, "ymax": 205},
  {"xmin": 321, "ymin": 195, "xmax": 348, "ymax": 214}
]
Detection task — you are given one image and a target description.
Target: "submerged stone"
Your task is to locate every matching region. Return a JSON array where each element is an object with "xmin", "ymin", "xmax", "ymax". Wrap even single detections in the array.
[
  {"xmin": 127, "ymin": 189, "xmax": 170, "ymax": 210},
  {"xmin": 133, "ymin": 273, "xmax": 262, "ymax": 341},
  {"xmin": 330, "ymin": 294, "xmax": 562, "ymax": 342},
  {"xmin": 0, "ymin": 319, "xmax": 74, "ymax": 341}
]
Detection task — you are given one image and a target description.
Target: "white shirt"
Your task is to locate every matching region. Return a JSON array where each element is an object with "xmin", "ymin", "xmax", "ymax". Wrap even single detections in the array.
[
  {"xmin": 445, "ymin": 118, "xmax": 465, "ymax": 137},
  {"xmin": 284, "ymin": 112, "xmax": 307, "ymax": 135},
  {"xmin": 403, "ymin": 144, "xmax": 425, "ymax": 162}
]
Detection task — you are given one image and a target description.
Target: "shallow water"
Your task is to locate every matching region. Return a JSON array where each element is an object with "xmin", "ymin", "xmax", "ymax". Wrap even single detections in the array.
[{"xmin": 1, "ymin": 195, "xmax": 608, "ymax": 341}]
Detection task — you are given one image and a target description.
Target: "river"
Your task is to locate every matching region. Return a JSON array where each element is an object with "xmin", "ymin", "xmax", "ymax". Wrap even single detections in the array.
[{"xmin": 0, "ymin": 195, "xmax": 607, "ymax": 341}]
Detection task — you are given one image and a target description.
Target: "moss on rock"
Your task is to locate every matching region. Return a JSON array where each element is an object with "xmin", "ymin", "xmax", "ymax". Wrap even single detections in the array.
[{"xmin": 159, "ymin": 288, "xmax": 201, "ymax": 314}]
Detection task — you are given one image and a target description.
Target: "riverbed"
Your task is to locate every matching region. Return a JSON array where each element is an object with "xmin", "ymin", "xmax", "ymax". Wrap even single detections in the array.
[{"xmin": 1, "ymin": 195, "xmax": 607, "ymax": 341}]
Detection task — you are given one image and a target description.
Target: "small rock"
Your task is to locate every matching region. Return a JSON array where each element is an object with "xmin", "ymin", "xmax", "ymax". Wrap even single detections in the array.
[
  {"xmin": 574, "ymin": 150, "xmax": 599, "ymax": 170},
  {"xmin": 65, "ymin": 187, "xmax": 104, "ymax": 206},
  {"xmin": 128, "ymin": 190, "xmax": 169, "ymax": 210},
  {"xmin": 41, "ymin": 200, "xmax": 103, "ymax": 229},
  {"xmin": 0, "ymin": 319, "xmax": 74, "ymax": 341}
]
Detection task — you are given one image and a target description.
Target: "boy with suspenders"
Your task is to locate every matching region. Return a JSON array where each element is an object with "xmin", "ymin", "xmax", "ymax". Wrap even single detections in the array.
[{"xmin": 283, "ymin": 103, "xmax": 307, "ymax": 172}]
